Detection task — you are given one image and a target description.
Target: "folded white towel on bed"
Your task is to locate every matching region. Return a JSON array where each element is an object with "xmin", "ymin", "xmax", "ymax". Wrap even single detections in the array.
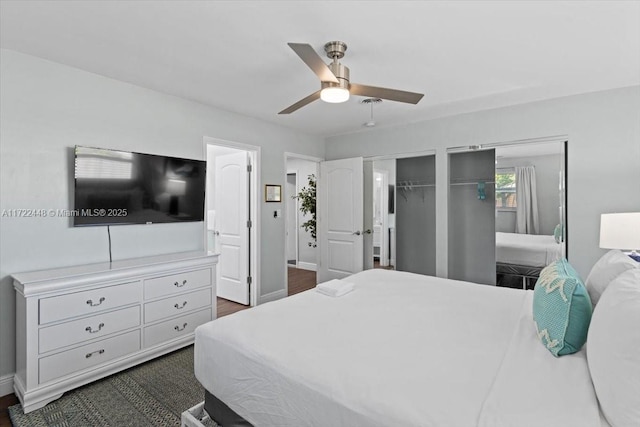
[{"xmin": 316, "ymin": 279, "xmax": 354, "ymax": 297}]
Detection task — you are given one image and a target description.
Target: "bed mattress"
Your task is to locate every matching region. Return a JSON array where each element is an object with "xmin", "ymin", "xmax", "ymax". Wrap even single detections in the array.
[
  {"xmin": 496, "ymin": 232, "xmax": 562, "ymax": 267},
  {"xmin": 195, "ymin": 269, "xmax": 602, "ymax": 427}
]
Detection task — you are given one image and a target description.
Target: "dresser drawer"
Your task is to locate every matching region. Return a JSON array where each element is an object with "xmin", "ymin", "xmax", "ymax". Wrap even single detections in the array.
[
  {"xmin": 144, "ymin": 288, "xmax": 211, "ymax": 323},
  {"xmin": 39, "ymin": 281, "xmax": 142, "ymax": 325},
  {"xmin": 39, "ymin": 330, "xmax": 140, "ymax": 384},
  {"xmin": 144, "ymin": 269, "xmax": 211, "ymax": 300},
  {"xmin": 39, "ymin": 306, "xmax": 141, "ymax": 354},
  {"xmin": 144, "ymin": 308, "xmax": 211, "ymax": 348}
]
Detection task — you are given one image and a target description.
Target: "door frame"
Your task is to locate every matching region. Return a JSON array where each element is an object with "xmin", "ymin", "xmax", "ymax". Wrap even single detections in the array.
[
  {"xmin": 204, "ymin": 136, "xmax": 260, "ymax": 307},
  {"xmin": 284, "ymin": 152, "xmax": 323, "ymax": 294},
  {"xmin": 285, "ymin": 171, "xmax": 299, "ymax": 267},
  {"xmin": 373, "ymin": 168, "xmax": 389, "ymax": 267}
]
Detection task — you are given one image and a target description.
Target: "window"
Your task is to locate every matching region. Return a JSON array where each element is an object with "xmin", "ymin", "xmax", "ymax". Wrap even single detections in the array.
[
  {"xmin": 75, "ymin": 147, "xmax": 133, "ymax": 179},
  {"xmin": 496, "ymin": 170, "xmax": 516, "ymax": 209}
]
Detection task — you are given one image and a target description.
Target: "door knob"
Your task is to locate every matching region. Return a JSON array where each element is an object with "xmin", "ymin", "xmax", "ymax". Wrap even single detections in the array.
[
  {"xmin": 213, "ymin": 230, "xmax": 220, "ymax": 236},
  {"xmin": 353, "ymin": 230, "xmax": 361, "ymax": 236},
  {"xmin": 363, "ymin": 229, "xmax": 372, "ymax": 234}
]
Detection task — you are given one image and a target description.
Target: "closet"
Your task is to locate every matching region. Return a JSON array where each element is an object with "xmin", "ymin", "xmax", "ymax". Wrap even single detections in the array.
[
  {"xmin": 447, "ymin": 140, "xmax": 567, "ymax": 288},
  {"xmin": 395, "ymin": 155, "xmax": 436, "ymax": 276},
  {"xmin": 448, "ymin": 149, "xmax": 496, "ymax": 285}
]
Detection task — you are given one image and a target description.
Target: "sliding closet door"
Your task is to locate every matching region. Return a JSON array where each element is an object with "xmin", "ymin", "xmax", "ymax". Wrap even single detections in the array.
[
  {"xmin": 396, "ymin": 155, "xmax": 436, "ymax": 276},
  {"xmin": 448, "ymin": 149, "xmax": 496, "ymax": 285}
]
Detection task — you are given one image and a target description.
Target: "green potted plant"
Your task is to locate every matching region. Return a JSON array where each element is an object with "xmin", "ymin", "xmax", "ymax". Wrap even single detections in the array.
[{"xmin": 294, "ymin": 174, "xmax": 317, "ymax": 247}]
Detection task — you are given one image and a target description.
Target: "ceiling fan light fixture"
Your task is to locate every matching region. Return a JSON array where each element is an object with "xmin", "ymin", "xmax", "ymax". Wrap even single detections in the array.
[
  {"xmin": 320, "ymin": 87, "xmax": 350, "ymax": 103},
  {"xmin": 278, "ymin": 41, "xmax": 424, "ymax": 114}
]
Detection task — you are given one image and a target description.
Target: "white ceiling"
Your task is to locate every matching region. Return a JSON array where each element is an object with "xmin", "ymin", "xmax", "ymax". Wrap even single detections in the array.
[{"xmin": 1, "ymin": 1, "xmax": 639, "ymax": 138}]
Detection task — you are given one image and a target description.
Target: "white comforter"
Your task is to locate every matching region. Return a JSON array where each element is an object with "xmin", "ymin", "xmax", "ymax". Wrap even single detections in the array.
[
  {"xmin": 496, "ymin": 232, "xmax": 563, "ymax": 267},
  {"xmin": 195, "ymin": 269, "xmax": 602, "ymax": 427}
]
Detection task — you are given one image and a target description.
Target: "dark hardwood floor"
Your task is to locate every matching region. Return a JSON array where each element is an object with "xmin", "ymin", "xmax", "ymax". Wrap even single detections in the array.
[
  {"xmin": 287, "ymin": 266, "xmax": 316, "ymax": 296},
  {"xmin": 0, "ymin": 267, "xmax": 318, "ymax": 426},
  {"xmin": 217, "ymin": 296, "xmax": 250, "ymax": 317},
  {"xmin": 0, "ymin": 394, "xmax": 18, "ymax": 427},
  {"xmin": 216, "ymin": 266, "xmax": 316, "ymax": 317}
]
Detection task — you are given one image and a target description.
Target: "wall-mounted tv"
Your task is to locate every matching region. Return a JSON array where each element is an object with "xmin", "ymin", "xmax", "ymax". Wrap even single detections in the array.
[{"xmin": 73, "ymin": 146, "xmax": 206, "ymax": 226}]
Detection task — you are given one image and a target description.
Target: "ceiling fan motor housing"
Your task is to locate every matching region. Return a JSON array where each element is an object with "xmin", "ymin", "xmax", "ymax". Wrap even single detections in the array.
[
  {"xmin": 322, "ymin": 62, "xmax": 350, "ymax": 91},
  {"xmin": 324, "ymin": 41, "xmax": 347, "ymax": 59},
  {"xmin": 321, "ymin": 41, "xmax": 350, "ymax": 91}
]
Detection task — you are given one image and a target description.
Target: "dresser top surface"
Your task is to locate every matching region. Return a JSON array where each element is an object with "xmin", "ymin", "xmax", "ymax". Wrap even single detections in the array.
[{"xmin": 13, "ymin": 251, "xmax": 219, "ymax": 285}]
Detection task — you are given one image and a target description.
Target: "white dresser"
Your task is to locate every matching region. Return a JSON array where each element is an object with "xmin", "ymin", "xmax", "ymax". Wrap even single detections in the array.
[{"xmin": 13, "ymin": 251, "xmax": 218, "ymax": 413}]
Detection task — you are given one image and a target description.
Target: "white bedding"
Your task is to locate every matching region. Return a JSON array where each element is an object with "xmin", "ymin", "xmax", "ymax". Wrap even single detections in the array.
[
  {"xmin": 496, "ymin": 232, "xmax": 563, "ymax": 267},
  {"xmin": 195, "ymin": 269, "xmax": 602, "ymax": 427}
]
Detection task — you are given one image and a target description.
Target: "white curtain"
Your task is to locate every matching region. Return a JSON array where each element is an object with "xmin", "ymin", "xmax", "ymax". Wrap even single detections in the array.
[{"xmin": 516, "ymin": 166, "xmax": 539, "ymax": 234}]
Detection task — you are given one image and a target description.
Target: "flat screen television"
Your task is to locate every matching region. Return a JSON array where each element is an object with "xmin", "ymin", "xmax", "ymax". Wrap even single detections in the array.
[{"xmin": 73, "ymin": 146, "xmax": 206, "ymax": 226}]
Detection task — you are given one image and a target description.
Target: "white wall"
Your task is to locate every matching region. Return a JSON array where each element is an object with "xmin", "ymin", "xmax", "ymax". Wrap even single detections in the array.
[
  {"xmin": 326, "ymin": 86, "xmax": 640, "ymax": 280},
  {"xmin": 0, "ymin": 49, "xmax": 324, "ymax": 379},
  {"xmin": 286, "ymin": 158, "xmax": 318, "ymax": 269}
]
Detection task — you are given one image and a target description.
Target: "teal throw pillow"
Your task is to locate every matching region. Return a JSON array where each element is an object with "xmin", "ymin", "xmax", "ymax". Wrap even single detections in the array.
[
  {"xmin": 533, "ymin": 259, "xmax": 593, "ymax": 357},
  {"xmin": 553, "ymin": 223, "xmax": 564, "ymax": 243}
]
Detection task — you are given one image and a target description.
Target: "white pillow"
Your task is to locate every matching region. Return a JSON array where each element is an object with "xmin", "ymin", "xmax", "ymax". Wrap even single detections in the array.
[
  {"xmin": 585, "ymin": 250, "xmax": 638, "ymax": 306},
  {"xmin": 587, "ymin": 268, "xmax": 640, "ymax": 427}
]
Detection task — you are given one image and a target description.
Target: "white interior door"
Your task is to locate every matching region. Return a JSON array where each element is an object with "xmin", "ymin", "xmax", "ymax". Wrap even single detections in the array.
[
  {"xmin": 214, "ymin": 151, "xmax": 250, "ymax": 304},
  {"xmin": 318, "ymin": 157, "xmax": 364, "ymax": 283}
]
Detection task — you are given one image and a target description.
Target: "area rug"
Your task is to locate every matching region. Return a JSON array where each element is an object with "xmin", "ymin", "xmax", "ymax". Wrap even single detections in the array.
[{"xmin": 9, "ymin": 346, "xmax": 218, "ymax": 426}]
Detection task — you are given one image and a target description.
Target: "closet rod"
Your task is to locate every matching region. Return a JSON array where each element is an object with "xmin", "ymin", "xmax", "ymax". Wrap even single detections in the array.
[
  {"xmin": 397, "ymin": 184, "xmax": 435, "ymax": 189},
  {"xmin": 449, "ymin": 181, "xmax": 495, "ymax": 186}
]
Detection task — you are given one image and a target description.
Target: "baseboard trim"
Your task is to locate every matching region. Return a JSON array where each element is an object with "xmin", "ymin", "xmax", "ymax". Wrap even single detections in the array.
[
  {"xmin": 296, "ymin": 262, "xmax": 317, "ymax": 272},
  {"xmin": 0, "ymin": 373, "xmax": 14, "ymax": 397},
  {"xmin": 258, "ymin": 289, "xmax": 287, "ymax": 305}
]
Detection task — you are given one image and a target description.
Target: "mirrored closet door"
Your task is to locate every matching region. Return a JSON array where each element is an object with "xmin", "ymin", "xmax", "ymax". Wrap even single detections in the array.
[
  {"xmin": 447, "ymin": 139, "xmax": 567, "ymax": 288},
  {"xmin": 494, "ymin": 141, "xmax": 567, "ymax": 289}
]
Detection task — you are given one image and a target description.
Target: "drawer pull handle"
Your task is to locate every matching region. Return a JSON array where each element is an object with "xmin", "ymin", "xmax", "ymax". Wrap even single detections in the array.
[
  {"xmin": 85, "ymin": 323, "xmax": 105, "ymax": 334},
  {"xmin": 86, "ymin": 297, "xmax": 105, "ymax": 307},
  {"xmin": 174, "ymin": 279, "xmax": 188, "ymax": 287},
  {"xmin": 174, "ymin": 301, "xmax": 188, "ymax": 310},
  {"xmin": 85, "ymin": 349, "xmax": 105, "ymax": 358},
  {"xmin": 174, "ymin": 322, "xmax": 188, "ymax": 332}
]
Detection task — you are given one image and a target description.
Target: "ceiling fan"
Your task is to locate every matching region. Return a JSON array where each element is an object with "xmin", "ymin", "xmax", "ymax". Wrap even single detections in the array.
[{"xmin": 279, "ymin": 41, "xmax": 424, "ymax": 114}]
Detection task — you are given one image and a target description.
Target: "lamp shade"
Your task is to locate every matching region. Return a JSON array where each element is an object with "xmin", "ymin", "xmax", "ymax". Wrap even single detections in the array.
[
  {"xmin": 599, "ymin": 212, "xmax": 640, "ymax": 250},
  {"xmin": 166, "ymin": 179, "xmax": 187, "ymax": 196}
]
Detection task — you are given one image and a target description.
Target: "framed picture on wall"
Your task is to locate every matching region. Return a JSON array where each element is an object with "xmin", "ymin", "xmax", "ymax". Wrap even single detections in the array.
[{"xmin": 265, "ymin": 184, "xmax": 282, "ymax": 202}]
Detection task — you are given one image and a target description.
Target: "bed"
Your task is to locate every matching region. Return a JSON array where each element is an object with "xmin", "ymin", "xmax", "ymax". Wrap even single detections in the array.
[
  {"xmin": 194, "ymin": 268, "xmax": 608, "ymax": 427},
  {"xmin": 496, "ymin": 232, "xmax": 563, "ymax": 281}
]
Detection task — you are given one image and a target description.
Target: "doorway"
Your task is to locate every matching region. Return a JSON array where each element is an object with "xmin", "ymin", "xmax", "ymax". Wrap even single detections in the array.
[
  {"xmin": 205, "ymin": 138, "xmax": 260, "ymax": 307},
  {"xmin": 286, "ymin": 173, "xmax": 297, "ymax": 266},
  {"xmin": 363, "ymin": 152, "xmax": 436, "ymax": 275},
  {"xmin": 285, "ymin": 153, "xmax": 321, "ymax": 292}
]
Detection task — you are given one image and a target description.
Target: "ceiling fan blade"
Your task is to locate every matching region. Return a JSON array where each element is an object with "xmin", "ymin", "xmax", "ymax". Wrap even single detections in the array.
[
  {"xmin": 278, "ymin": 90, "xmax": 322, "ymax": 114},
  {"xmin": 288, "ymin": 43, "xmax": 339, "ymax": 83},
  {"xmin": 350, "ymin": 83, "xmax": 424, "ymax": 104}
]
